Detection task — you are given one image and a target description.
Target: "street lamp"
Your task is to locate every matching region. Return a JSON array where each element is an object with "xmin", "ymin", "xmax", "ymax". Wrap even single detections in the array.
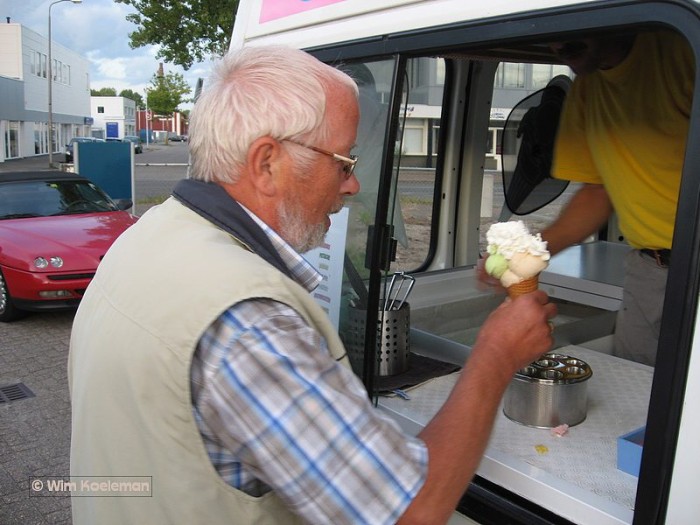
[
  {"xmin": 144, "ymin": 88, "xmax": 150, "ymax": 149},
  {"xmin": 48, "ymin": 0, "xmax": 82, "ymax": 168}
]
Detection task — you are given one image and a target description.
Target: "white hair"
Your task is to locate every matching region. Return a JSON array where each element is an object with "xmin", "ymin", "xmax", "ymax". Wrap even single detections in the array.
[{"xmin": 188, "ymin": 45, "xmax": 359, "ymax": 184}]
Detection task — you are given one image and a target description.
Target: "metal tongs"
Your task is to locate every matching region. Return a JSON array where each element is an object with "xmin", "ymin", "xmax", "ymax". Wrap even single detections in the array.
[{"xmin": 383, "ymin": 271, "xmax": 415, "ymax": 311}]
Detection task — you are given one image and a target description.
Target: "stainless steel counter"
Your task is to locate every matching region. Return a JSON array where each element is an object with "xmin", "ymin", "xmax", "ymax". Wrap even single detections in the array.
[
  {"xmin": 378, "ymin": 345, "xmax": 652, "ymax": 525},
  {"xmin": 541, "ymin": 242, "xmax": 630, "ymax": 310}
]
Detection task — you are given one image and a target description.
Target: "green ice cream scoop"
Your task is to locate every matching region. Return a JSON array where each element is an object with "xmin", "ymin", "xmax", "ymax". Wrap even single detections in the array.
[{"xmin": 485, "ymin": 253, "xmax": 508, "ymax": 278}]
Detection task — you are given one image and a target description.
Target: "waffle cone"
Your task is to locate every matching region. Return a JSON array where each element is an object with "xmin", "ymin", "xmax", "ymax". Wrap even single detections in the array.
[{"xmin": 506, "ymin": 276, "xmax": 539, "ymax": 298}]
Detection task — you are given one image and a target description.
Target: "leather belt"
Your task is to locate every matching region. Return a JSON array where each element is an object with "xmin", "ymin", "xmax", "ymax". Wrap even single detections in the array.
[{"xmin": 640, "ymin": 249, "xmax": 671, "ymax": 268}]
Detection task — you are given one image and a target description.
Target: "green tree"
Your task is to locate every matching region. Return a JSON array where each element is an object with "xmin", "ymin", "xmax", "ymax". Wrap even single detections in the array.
[
  {"xmin": 116, "ymin": 0, "xmax": 238, "ymax": 70},
  {"xmin": 120, "ymin": 89, "xmax": 145, "ymax": 108},
  {"xmin": 147, "ymin": 71, "xmax": 192, "ymax": 142},
  {"xmin": 91, "ymin": 87, "xmax": 117, "ymax": 96},
  {"xmin": 147, "ymin": 71, "xmax": 191, "ymax": 115}
]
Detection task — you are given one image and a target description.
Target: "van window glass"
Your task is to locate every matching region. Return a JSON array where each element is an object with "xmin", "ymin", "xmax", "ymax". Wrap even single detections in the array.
[
  {"xmin": 391, "ymin": 57, "xmax": 446, "ymax": 272},
  {"xmin": 339, "ymin": 56, "xmax": 446, "ymax": 380},
  {"xmin": 339, "ymin": 57, "xmax": 398, "ymax": 378},
  {"xmin": 480, "ymin": 61, "xmax": 580, "ymax": 252}
]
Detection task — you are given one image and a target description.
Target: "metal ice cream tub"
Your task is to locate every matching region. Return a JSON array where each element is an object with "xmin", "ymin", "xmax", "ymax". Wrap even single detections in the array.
[{"xmin": 503, "ymin": 353, "xmax": 592, "ymax": 428}]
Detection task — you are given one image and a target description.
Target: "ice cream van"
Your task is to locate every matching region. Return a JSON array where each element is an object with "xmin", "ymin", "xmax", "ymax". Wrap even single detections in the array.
[{"xmin": 229, "ymin": 1, "xmax": 700, "ymax": 523}]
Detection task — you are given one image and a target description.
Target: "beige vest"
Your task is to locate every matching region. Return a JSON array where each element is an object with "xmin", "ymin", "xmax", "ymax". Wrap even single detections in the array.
[{"xmin": 69, "ymin": 197, "xmax": 350, "ymax": 525}]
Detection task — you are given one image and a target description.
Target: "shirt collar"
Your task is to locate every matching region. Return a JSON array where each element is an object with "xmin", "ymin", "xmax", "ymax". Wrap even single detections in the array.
[{"xmin": 238, "ymin": 204, "xmax": 322, "ymax": 293}]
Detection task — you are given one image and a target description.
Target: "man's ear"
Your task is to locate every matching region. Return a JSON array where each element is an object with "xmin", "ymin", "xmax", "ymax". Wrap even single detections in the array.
[{"xmin": 246, "ymin": 136, "xmax": 281, "ymax": 197}]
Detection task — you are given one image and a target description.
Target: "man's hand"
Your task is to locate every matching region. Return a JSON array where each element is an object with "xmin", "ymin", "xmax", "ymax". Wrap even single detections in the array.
[{"xmin": 472, "ymin": 290, "xmax": 557, "ymax": 375}]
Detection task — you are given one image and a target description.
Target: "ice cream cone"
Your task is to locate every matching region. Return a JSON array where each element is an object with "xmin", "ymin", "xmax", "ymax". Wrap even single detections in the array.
[{"xmin": 506, "ymin": 275, "xmax": 539, "ymax": 298}]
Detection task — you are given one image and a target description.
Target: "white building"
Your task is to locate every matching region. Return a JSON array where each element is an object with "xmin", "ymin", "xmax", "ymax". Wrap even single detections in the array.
[
  {"xmin": 90, "ymin": 96, "xmax": 137, "ymax": 139},
  {"xmin": 0, "ymin": 22, "xmax": 91, "ymax": 163}
]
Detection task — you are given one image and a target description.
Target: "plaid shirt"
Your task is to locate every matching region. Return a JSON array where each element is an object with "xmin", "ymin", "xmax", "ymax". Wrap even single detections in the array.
[{"xmin": 191, "ymin": 210, "xmax": 427, "ymax": 525}]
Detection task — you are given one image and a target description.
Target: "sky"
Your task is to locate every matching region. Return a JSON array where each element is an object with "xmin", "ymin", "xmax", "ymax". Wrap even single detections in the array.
[{"xmin": 8, "ymin": 0, "xmax": 218, "ymax": 110}]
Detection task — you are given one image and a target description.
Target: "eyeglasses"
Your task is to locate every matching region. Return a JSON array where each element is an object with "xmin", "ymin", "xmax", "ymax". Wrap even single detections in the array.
[{"xmin": 283, "ymin": 139, "xmax": 358, "ymax": 179}]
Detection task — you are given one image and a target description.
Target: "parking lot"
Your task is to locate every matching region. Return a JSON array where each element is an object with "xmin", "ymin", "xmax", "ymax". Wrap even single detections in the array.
[{"xmin": 0, "ymin": 143, "xmax": 188, "ymax": 524}]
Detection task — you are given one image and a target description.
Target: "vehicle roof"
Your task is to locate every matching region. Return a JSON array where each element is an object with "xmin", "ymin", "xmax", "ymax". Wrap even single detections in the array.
[
  {"xmin": 0, "ymin": 171, "xmax": 90, "ymax": 184},
  {"xmin": 232, "ymin": 0, "xmax": 602, "ymax": 49},
  {"xmin": 232, "ymin": 0, "xmax": 699, "ymax": 57}
]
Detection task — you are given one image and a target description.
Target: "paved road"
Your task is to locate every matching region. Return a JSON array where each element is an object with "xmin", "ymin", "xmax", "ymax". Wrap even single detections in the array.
[
  {"xmin": 1, "ymin": 311, "xmax": 75, "ymax": 524},
  {"xmin": 0, "ymin": 145, "xmax": 188, "ymax": 524}
]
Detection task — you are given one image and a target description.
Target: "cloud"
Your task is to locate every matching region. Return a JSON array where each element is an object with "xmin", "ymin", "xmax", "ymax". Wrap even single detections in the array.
[{"xmin": 13, "ymin": 0, "xmax": 216, "ymax": 109}]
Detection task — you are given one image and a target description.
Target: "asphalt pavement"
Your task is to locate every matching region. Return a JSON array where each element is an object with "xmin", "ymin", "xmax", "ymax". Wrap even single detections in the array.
[{"xmin": 0, "ymin": 144, "xmax": 189, "ymax": 524}]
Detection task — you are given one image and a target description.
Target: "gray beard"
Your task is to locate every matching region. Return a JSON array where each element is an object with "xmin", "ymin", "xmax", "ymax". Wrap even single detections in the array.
[{"xmin": 277, "ymin": 199, "xmax": 329, "ymax": 254}]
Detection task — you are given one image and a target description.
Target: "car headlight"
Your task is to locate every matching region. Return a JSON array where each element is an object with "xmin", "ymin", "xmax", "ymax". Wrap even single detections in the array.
[{"xmin": 33, "ymin": 256, "xmax": 64, "ymax": 269}]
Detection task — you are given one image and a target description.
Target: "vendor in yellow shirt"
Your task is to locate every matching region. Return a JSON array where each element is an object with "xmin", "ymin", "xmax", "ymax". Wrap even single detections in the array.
[{"xmin": 542, "ymin": 29, "xmax": 694, "ymax": 366}]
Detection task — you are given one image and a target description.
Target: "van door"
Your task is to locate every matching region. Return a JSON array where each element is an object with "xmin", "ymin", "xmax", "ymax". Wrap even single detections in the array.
[{"xmin": 234, "ymin": 0, "xmax": 700, "ymax": 522}]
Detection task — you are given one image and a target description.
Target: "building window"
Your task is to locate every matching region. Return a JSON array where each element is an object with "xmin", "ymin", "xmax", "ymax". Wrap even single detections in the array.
[
  {"xmin": 34, "ymin": 122, "xmax": 48, "ymax": 155},
  {"xmin": 532, "ymin": 64, "xmax": 574, "ymax": 89},
  {"xmin": 97, "ymin": 106, "xmax": 105, "ymax": 114},
  {"xmin": 403, "ymin": 124, "xmax": 425, "ymax": 155},
  {"xmin": 4, "ymin": 121, "xmax": 20, "ymax": 159},
  {"xmin": 495, "ymin": 62, "xmax": 526, "ymax": 88},
  {"xmin": 33, "ymin": 51, "xmax": 50, "ymax": 79}
]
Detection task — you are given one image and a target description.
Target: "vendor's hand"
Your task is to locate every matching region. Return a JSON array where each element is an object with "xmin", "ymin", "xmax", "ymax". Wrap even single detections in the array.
[
  {"xmin": 472, "ymin": 290, "xmax": 557, "ymax": 375},
  {"xmin": 476, "ymin": 254, "xmax": 505, "ymax": 292}
]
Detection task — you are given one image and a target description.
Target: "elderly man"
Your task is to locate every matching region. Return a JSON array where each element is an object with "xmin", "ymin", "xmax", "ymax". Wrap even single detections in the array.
[{"xmin": 69, "ymin": 45, "xmax": 555, "ymax": 525}]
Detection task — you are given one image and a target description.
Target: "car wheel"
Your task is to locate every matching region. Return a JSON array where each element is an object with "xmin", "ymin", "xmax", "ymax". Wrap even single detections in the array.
[{"xmin": 0, "ymin": 269, "xmax": 25, "ymax": 322}]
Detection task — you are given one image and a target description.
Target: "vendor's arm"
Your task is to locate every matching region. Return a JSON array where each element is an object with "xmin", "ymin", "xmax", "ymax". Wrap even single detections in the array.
[
  {"xmin": 398, "ymin": 291, "xmax": 557, "ymax": 525},
  {"xmin": 540, "ymin": 183, "xmax": 613, "ymax": 256}
]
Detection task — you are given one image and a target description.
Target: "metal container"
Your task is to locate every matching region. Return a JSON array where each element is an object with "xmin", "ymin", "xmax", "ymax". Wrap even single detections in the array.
[
  {"xmin": 503, "ymin": 353, "xmax": 592, "ymax": 428},
  {"xmin": 346, "ymin": 303, "xmax": 410, "ymax": 376}
]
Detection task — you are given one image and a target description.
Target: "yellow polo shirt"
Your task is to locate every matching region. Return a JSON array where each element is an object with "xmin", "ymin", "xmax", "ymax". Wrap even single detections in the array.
[{"xmin": 553, "ymin": 30, "xmax": 694, "ymax": 249}]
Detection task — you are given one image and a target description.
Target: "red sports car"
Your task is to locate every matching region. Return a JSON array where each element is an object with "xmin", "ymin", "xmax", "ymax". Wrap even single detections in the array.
[{"xmin": 0, "ymin": 171, "xmax": 138, "ymax": 322}]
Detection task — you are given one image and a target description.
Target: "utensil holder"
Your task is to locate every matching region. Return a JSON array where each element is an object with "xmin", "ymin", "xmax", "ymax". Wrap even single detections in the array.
[{"xmin": 346, "ymin": 303, "xmax": 410, "ymax": 376}]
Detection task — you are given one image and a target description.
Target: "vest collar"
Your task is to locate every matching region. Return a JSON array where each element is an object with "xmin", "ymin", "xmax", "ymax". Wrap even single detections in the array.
[{"xmin": 172, "ymin": 178, "xmax": 293, "ymax": 279}]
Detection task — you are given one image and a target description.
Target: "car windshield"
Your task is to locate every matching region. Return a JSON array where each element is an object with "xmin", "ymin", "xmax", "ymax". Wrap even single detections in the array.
[{"xmin": 0, "ymin": 180, "xmax": 119, "ymax": 219}]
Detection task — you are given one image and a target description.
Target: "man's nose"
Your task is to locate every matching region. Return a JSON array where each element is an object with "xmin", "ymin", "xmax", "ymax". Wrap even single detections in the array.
[{"xmin": 341, "ymin": 173, "xmax": 360, "ymax": 196}]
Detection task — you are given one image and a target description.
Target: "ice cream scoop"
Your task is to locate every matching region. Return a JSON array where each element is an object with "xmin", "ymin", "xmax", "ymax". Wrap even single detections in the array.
[
  {"xmin": 484, "ymin": 253, "xmax": 508, "ymax": 278},
  {"xmin": 509, "ymin": 252, "xmax": 549, "ymax": 279}
]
